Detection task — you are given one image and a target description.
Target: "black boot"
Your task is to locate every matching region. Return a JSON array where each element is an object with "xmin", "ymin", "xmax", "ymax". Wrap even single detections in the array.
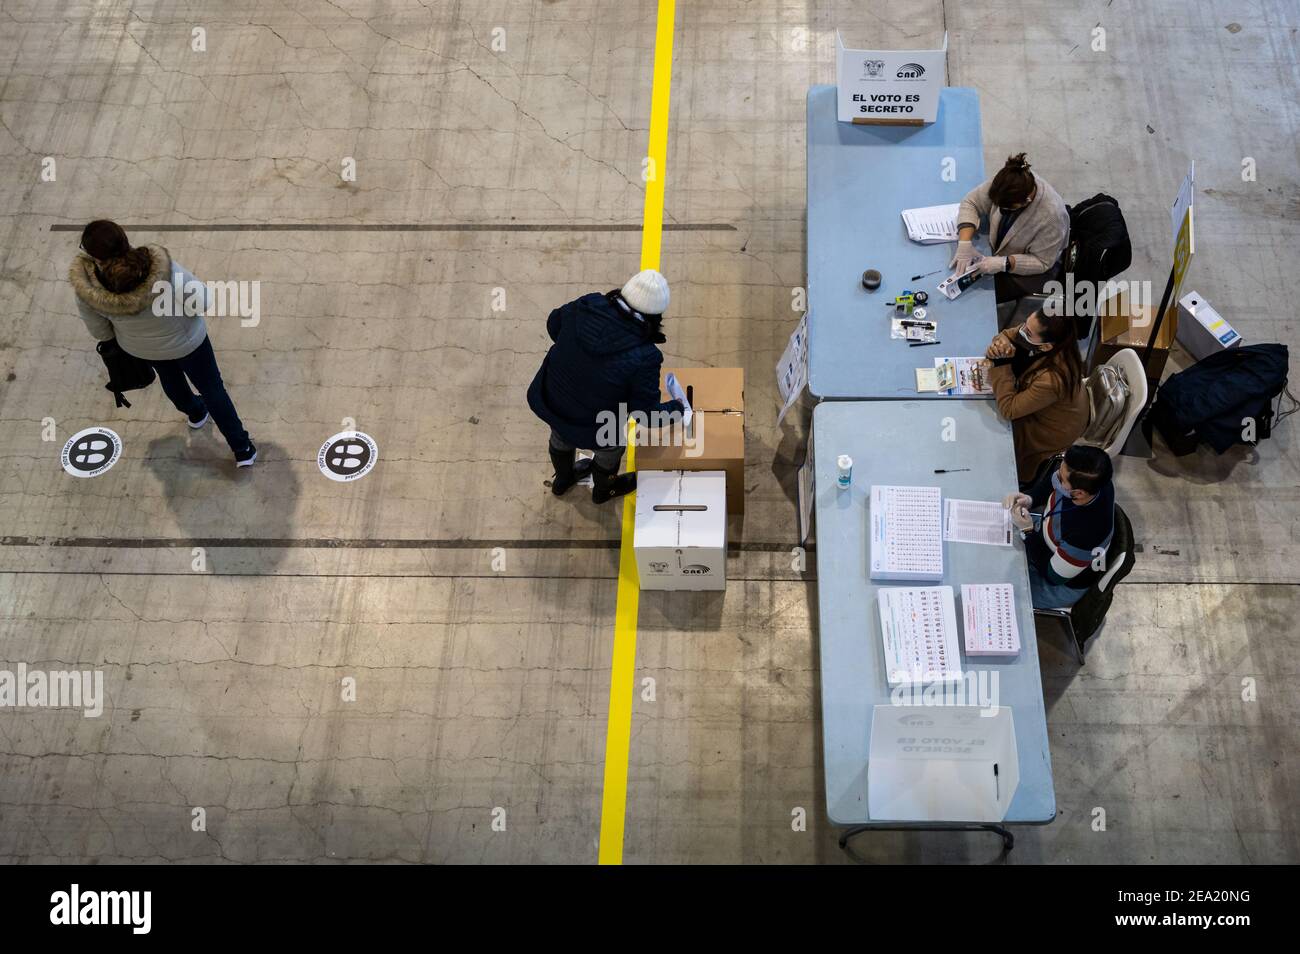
[
  {"xmin": 591, "ymin": 462, "xmax": 636, "ymax": 504},
  {"xmin": 549, "ymin": 446, "xmax": 591, "ymax": 496}
]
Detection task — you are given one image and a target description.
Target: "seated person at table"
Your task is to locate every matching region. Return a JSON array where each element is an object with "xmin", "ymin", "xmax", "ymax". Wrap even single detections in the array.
[
  {"xmin": 950, "ymin": 153, "xmax": 1070, "ymax": 303},
  {"xmin": 1004, "ymin": 444, "xmax": 1115, "ymax": 609},
  {"xmin": 986, "ymin": 309, "xmax": 1089, "ymax": 485}
]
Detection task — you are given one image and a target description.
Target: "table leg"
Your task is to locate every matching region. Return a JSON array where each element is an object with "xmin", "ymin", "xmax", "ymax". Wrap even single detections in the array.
[{"xmin": 839, "ymin": 823, "xmax": 1014, "ymax": 854}]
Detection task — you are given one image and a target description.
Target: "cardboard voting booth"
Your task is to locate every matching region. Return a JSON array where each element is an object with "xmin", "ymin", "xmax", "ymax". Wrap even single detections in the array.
[
  {"xmin": 633, "ymin": 471, "xmax": 727, "ymax": 591},
  {"xmin": 867, "ymin": 704, "xmax": 1019, "ymax": 822},
  {"xmin": 637, "ymin": 367, "xmax": 746, "ymax": 514},
  {"xmin": 1092, "ymin": 288, "xmax": 1177, "ymax": 381},
  {"xmin": 1176, "ymin": 291, "xmax": 1242, "ymax": 363}
]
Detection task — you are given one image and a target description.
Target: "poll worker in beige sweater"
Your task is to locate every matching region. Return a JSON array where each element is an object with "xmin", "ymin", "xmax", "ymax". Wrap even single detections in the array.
[
  {"xmin": 951, "ymin": 153, "xmax": 1070, "ymax": 303},
  {"xmin": 986, "ymin": 309, "xmax": 1089, "ymax": 485}
]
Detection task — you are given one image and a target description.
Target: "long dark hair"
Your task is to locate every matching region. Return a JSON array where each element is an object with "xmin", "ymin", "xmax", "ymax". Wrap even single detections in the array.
[
  {"xmin": 606, "ymin": 289, "xmax": 666, "ymax": 344},
  {"xmin": 988, "ymin": 153, "xmax": 1035, "ymax": 207},
  {"xmin": 1026, "ymin": 310, "xmax": 1083, "ymax": 397},
  {"xmin": 80, "ymin": 219, "xmax": 152, "ymax": 293}
]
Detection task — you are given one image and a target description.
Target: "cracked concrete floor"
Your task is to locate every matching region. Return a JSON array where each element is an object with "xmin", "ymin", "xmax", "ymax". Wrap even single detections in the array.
[{"xmin": 0, "ymin": 0, "xmax": 1297, "ymax": 863}]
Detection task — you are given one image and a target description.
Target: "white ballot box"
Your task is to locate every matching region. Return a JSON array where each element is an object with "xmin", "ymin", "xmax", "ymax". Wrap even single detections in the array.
[
  {"xmin": 1176, "ymin": 291, "xmax": 1242, "ymax": 363},
  {"xmin": 633, "ymin": 470, "xmax": 727, "ymax": 591},
  {"xmin": 867, "ymin": 705, "xmax": 1019, "ymax": 822}
]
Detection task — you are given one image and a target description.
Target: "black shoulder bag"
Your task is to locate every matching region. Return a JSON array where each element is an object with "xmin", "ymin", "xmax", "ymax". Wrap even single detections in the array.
[{"xmin": 96, "ymin": 338, "xmax": 156, "ymax": 408}]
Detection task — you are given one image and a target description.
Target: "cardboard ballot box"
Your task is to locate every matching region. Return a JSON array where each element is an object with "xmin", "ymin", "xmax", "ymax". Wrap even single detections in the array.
[
  {"xmin": 1090, "ymin": 288, "xmax": 1178, "ymax": 381},
  {"xmin": 633, "ymin": 470, "xmax": 727, "ymax": 591},
  {"xmin": 867, "ymin": 705, "xmax": 1020, "ymax": 823},
  {"xmin": 636, "ymin": 367, "xmax": 745, "ymax": 514},
  {"xmin": 1176, "ymin": 290, "xmax": 1242, "ymax": 363}
]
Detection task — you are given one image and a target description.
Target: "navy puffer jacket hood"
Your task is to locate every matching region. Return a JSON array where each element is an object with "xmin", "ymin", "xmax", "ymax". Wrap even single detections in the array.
[{"xmin": 527, "ymin": 292, "xmax": 682, "ymax": 450}]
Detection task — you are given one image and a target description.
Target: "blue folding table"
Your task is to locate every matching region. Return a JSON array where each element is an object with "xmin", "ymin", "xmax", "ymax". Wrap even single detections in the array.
[
  {"xmin": 804, "ymin": 85, "xmax": 1057, "ymax": 851},
  {"xmin": 806, "ymin": 84, "xmax": 1000, "ymax": 401}
]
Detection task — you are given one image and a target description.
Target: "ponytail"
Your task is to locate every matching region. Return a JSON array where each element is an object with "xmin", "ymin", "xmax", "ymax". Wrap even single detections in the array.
[{"xmin": 988, "ymin": 153, "xmax": 1036, "ymax": 207}]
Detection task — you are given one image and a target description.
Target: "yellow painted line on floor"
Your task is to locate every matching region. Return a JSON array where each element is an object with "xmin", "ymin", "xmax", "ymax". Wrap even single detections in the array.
[{"xmin": 597, "ymin": 0, "xmax": 675, "ymax": 866}]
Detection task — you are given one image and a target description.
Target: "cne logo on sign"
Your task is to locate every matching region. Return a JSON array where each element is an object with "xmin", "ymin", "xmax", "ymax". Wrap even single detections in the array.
[{"xmin": 896, "ymin": 63, "xmax": 926, "ymax": 78}]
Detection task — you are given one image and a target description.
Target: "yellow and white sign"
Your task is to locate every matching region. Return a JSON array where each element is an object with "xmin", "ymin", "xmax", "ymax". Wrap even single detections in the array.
[{"xmin": 1166, "ymin": 161, "xmax": 1196, "ymax": 330}]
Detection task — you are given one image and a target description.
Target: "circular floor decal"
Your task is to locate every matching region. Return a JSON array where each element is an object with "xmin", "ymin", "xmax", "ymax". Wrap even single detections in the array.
[
  {"xmin": 61, "ymin": 427, "xmax": 123, "ymax": 478},
  {"xmin": 318, "ymin": 431, "xmax": 378, "ymax": 482}
]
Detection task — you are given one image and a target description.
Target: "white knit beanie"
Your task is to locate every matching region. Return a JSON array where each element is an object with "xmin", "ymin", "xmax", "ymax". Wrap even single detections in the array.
[{"xmin": 620, "ymin": 269, "xmax": 670, "ymax": 315}]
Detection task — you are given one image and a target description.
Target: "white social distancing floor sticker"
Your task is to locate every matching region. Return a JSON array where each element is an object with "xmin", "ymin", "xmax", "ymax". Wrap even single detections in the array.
[
  {"xmin": 61, "ymin": 427, "xmax": 123, "ymax": 478},
  {"xmin": 317, "ymin": 431, "xmax": 378, "ymax": 482}
]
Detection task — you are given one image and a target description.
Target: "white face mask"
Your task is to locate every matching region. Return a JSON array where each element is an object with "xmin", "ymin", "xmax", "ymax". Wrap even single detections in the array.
[{"xmin": 1016, "ymin": 325, "xmax": 1045, "ymax": 353}]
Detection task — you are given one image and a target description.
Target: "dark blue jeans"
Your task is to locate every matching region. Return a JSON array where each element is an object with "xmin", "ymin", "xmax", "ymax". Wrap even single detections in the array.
[{"xmin": 150, "ymin": 336, "xmax": 250, "ymax": 453}]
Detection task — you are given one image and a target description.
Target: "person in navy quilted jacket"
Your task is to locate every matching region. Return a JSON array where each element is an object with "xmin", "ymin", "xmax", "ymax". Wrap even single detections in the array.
[{"xmin": 528, "ymin": 270, "xmax": 684, "ymax": 504}]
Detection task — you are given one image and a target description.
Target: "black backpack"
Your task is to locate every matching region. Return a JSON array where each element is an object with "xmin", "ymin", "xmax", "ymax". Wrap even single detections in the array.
[
  {"xmin": 96, "ymin": 338, "xmax": 156, "ymax": 408},
  {"xmin": 1148, "ymin": 343, "xmax": 1289, "ymax": 455},
  {"xmin": 1064, "ymin": 193, "xmax": 1132, "ymax": 284}
]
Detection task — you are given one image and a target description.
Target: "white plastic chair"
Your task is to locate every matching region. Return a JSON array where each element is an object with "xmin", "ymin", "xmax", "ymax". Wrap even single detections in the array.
[{"xmin": 1100, "ymin": 348, "xmax": 1148, "ymax": 458}]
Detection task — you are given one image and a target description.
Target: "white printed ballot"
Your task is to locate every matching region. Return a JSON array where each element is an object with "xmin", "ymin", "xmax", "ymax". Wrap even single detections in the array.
[
  {"xmin": 867, "ymin": 705, "xmax": 1020, "ymax": 822},
  {"xmin": 869, "ymin": 485, "xmax": 943, "ymax": 581},
  {"xmin": 665, "ymin": 371, "xmax": 692, "ymax": 429},
  {"xmin": 933, "ymin": 357, "xmax": 992, "ymax": 396},
  {"xmin": 961, "ymin": 583, "xmax": 1021, "ymax": 656},
  {"xmin": 877, "ymin": 585, "xmax": 962, "ymax": 686},
  {"xmin": 943, "ymin": 498, "xmax": 1012, "ymax": 546},
  {"xmin": 901, "ymin": 203, "xmax": 960, "ymax": 244}
]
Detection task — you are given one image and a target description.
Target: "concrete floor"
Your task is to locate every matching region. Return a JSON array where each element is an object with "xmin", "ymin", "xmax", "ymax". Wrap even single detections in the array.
[{"xmin": 0, "ymin": 0, "xmax": 1296, "ymax": 863}]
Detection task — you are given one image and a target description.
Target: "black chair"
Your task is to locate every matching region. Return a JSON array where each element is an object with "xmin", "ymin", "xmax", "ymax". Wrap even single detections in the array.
[
  {"xmin": 1033, "ymin": 504, "xmax": 1135, "ymax": 664},
  {"xmin": 999, "ymin": 285, "xmax": 1094, "ymax": 338}
]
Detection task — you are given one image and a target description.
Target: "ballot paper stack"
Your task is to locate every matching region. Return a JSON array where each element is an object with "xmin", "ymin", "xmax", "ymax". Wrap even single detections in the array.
[{"xmin": 901, "ymin": 203, "xmax": 960, "ymax": 244}]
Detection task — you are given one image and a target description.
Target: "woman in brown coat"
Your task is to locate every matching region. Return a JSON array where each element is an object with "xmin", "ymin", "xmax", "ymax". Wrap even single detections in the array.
[{"xmin": 986, "ymin": 309, "xmax": 1089, "ymax": 484}]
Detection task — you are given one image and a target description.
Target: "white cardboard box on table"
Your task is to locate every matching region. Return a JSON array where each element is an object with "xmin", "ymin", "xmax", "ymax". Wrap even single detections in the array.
[{"xmin": 633, "ymin": 470, "xmax": 727, "ymax": 591}]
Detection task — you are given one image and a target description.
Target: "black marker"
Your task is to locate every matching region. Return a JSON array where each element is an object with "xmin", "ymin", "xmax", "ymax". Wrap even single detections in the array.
[
  {"xmin": 994, "ymin": 763, "xmax": 1000, "ymax": 799},
  {"xmin": 909, "ymin": 341, "xmax": 941, "ymax": 347},
  {"xmin": 911, "ymin": 267, "xmax": 944, "ymax": 281},
  {"xmin": 933, "ymin": 468, "xmax": 969, "ymax": 474}
]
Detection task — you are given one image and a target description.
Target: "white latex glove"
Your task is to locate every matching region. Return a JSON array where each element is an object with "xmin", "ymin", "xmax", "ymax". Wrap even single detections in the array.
[
  {"xmin": 1003, "ymin": 492, "xmax": 1031, "ymax": 512},
  {"xmin": 949, "ymin": 239, "xmax": 978, "ymax": 272},
  {"xmin": 977, "ymin": 255, "xmax": 1008, "ymax": 275}
]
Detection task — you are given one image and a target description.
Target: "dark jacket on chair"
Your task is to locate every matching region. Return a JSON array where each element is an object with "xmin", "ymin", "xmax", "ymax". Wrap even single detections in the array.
[{"xmin": 527, "ymin": 292, "xmax": 683, "ymax": 450}]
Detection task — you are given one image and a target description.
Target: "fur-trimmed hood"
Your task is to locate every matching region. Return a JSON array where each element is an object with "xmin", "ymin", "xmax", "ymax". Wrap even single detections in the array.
[{"xmin": 68, "ymin": 244, "xmax": 172, "ymax": 316}]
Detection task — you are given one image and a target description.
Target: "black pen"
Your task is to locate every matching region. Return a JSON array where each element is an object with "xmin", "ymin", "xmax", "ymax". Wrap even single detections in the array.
[
  {"xmin": 909, "ymin": 340, "xmax": 941, "ymax": 347},
  {"xmin": 994, "ymin": 763, "xmax": 1000, "ymax": 799},
  {"xmin": 911, "ymin": 267, "xmax": 944, "ymax": 281},
  {"xmin": 933, "ymin": 468, "xmax": 969, "ymax": 473}
]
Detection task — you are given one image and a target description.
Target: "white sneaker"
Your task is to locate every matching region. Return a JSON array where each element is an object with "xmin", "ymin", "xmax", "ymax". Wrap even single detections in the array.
[{"xmin": 187, "ymin": 411, "xmax": 210, "ymax": 429}]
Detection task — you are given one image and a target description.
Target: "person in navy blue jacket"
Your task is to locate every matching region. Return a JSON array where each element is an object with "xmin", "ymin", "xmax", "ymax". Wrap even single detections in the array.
[
  {"xmin": 1004, "ymin": 444, "xmax": 1116, "ymax": 609},
  {"xmin": 528, "ymin": 270, "xmax": 684, "ymax": 503}
]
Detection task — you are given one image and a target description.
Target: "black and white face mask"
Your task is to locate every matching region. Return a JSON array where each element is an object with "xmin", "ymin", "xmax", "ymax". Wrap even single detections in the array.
[{"xmin": 1014, "ymin": 325, "xmax": 1043, "ymax": 354}]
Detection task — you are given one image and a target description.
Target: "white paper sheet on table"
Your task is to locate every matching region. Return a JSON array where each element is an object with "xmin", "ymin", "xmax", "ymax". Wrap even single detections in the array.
[
  {"xmin": 901, "ymin": 203, "xmax": 961, "ymax": 244},
  {"xmin": 942, "ymin": 498, "xmax": 1013, "ymax": 546},
  {"xmin": 915, "ymin": 367, "xmax": 940, "ymax": 392},
  {"xmin": 934, "ymin": 356, "xmax": 992, "ymax": 395}
]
